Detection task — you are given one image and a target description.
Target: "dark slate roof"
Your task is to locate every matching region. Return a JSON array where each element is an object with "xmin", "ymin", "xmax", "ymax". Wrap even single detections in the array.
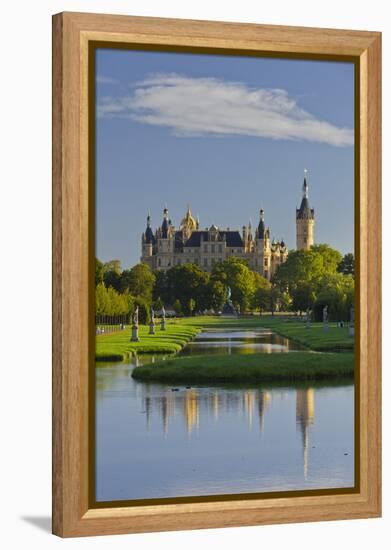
[
  {"xmin": 145, "ymin": 226, "xmax": 155, "ymax": 244},
  {"xmin": 296, "ymin": 198, "xmax": 314, "ymax": 220},
  {"xmin": 257, "ymin": 219, "xmax": 265, "ymax": 237},
  {"xmin": 161, "ymin": 218, "xmax": 169, "ymax": 238},
  {"xmin": 184, "ymin": 231, "xmax": 244, "ymax": 248}
]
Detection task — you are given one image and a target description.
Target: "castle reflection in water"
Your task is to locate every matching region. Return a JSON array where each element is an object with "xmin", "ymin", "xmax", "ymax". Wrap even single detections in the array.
[{"xmin": 140, "ymin": 384, "xmax": 314, "ymax": 476}]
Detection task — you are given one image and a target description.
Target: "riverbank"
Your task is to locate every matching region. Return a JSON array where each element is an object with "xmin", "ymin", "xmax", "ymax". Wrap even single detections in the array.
[
  {"xmin": 96, "ymin": 323, "xmax": 200, "ymax": 361},
  {"xmin": 132, "ymin": 352, "xmax": 354, "ymax": 384}
]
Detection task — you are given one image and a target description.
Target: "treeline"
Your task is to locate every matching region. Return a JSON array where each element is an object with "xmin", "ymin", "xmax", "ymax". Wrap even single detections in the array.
[
  {"xmin": 273, "ymin": 245, "xmax": 354, "ymax": 321},
  {"xmin": 95, "ymin": 246, "xmax": 354, "ymax": 323}
]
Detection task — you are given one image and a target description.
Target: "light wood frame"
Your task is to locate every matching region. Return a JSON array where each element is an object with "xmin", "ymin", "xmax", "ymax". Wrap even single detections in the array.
[{"xmin": 52, "ymin": 11, "xmax": 381, "ymax": 537}]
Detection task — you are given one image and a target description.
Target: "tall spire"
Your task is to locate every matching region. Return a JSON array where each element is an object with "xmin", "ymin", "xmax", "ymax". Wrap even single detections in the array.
[
  {"xmin": 303, "ymin": 168, "xmax": 309, "ymax": 199},
  {"xmin": 257, "ymin": 208, "xmax": 265, "ymax": 238},
  {"xmin": 162, "ymin": 206, "xmax": 169, "ymax": 238},
  {"xmin": 145, "ymin": 211, "xmax": 154, "ymax": 244},
  {"xmin": 296, "ymin": 171, "xmax": 315, "ymax": 249}
]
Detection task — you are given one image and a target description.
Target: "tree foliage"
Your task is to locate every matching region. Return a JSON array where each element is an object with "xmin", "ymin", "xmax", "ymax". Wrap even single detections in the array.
[
  {"xmin": 338, "ymin": 253, "xmax": 355, "ymax": 276},
  {"xmin": 95, "ymin": 241, "xmax": 353, "ymax": 319}
]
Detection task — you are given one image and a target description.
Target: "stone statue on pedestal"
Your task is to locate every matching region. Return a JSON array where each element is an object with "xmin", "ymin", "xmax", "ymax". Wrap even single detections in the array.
[
  {"xmin": 221, "ymin": 286, "xmax": 237, "ymax": 316},
  {"xmin": 131, "ymin": 306, "xmax": 140, "ymax": 342},
  {"xmin": 149, "ymin": 306, "xmax": 156, "ymax": 335},
  {"xmin": 161, "ymin": 306, "xmax": 166, "ymax": 331}
]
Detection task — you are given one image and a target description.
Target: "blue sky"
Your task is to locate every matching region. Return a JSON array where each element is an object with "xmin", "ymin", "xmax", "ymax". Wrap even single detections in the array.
[{"xmin": 96, "ymin": 49, "xmax": 355, "ymax": 269}]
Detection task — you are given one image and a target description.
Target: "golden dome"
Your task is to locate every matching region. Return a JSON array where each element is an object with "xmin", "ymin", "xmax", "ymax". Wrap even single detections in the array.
[{"xmin": 180, "ymin": 205, "xmax": 197, "ymax": 231}]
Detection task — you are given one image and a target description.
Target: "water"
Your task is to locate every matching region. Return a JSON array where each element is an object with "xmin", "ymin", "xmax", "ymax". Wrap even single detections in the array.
[
  {"xmin": 179, "ymin": 328, "xmax": 305, "ymax": 355},
  {"xmin": 95, "ymin": 329, "xmax": 354, "ymax": 502}
]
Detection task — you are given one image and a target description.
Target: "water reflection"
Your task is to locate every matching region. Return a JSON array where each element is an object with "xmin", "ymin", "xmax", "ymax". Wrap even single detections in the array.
[
  {"xmin": 138, "ymin": 383, "xmax": 317, "ymax": 477},
  {"xmin": 96, "ymin": 327, "xmax": 354, "ymax": 500},
  {"xmin": 180, "ymin": 329, "xmax": 305, "ymax": 356},
  {"xmin": 296, "ymin": 389, "xmax": 315, "ymax": 479}
]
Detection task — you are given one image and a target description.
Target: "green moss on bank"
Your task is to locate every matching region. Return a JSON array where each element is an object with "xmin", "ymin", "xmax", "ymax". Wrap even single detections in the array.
[
  {"xmin": 95, "ymin": 322, "xmax": 200, "ymax": 361},
  {"xmin": 132, "ymin": 352, "xmax": 354, "ymax": 384}
]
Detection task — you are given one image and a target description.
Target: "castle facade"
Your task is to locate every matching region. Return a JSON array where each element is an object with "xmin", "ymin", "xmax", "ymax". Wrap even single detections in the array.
[{"xmin": 141, "ymin": 176, "xmax": 314, "ymax": 280}]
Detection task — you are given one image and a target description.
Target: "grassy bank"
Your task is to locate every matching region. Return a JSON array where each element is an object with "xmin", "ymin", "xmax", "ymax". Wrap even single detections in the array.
[
  {"xmin": 95, "ymin": 323, "xmax": 200, "ymax": 362},
  {"xmin": 176, "ymin": 315, "xmax": 354, "ymax": 352},
  {"xmin": 132, "ymin": 352, "xmax": 354, "ymax": 384}
]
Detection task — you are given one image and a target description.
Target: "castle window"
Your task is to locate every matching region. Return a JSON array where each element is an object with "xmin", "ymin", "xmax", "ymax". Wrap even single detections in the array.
[
  {"xmin": 204, "ymin": 244, "xmax": 208, "ymax": 253},
  {"xmin": 211, "ymin": 244, "xmax": 215, "ymax": 253},
  {"xmin": 158, "ymin": 258, "xmax": 161, "ymax": 267},
  {"xmin": 204, "ymin": 258, "xmax": 208, "ymax": 267},
  {"xmin": 264, "ymin": 259, "xmax": 268, "ymax": 267},
  {"xmin": 218, "ymin": 244, "xmax": 223, "ymax": 253}
]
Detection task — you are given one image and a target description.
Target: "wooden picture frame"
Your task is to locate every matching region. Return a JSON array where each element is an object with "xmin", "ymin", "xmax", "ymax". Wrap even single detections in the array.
[{"xmin": 52, "ymin": 11, "xmax": 381, "ymax": 537}]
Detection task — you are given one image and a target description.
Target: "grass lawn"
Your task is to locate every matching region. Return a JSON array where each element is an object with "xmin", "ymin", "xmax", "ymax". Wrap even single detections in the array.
[
  {"xmin": 175, "ymin": 315, "xmax": 354, "ymax": 352},
  {"xmin": 95, "ymin": 322, "xmax": 200, "ymax": 361},
  {"xmin": 132, "ymin": 351, "xmax": 354, "ymax": 384}
]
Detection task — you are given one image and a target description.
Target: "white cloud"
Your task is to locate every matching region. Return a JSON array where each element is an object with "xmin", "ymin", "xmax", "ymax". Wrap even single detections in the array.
[{"xmin": 97, "ymin": 73, "xmax": 353, "ymax": 147}]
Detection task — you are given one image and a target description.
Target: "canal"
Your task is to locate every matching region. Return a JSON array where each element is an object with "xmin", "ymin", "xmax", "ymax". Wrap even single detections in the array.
[{"xmin": 95, "ymin": 328, "xmax": 354, "ymax": 502}]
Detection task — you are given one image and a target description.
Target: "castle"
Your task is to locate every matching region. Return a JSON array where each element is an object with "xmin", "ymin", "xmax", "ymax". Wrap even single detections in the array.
[{"xmin": 141, "ymin": 175, "xmax": 315, "ymax": 280}]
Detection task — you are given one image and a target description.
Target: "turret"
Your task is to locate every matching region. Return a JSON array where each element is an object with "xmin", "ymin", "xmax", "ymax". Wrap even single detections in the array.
[
  {"xmin": 257, "ymin": 209, "xmax": 265, "ymax": 239},
  {"xmin": 161, "ymin": 207, "xmax": 169, "ymax": 238},
  {"xmin": 296, "ymin": 170, "xmax": 315, "ymax": 250},
  {"xmin": 141, "ymin": 211, "xmax": 154, "ymax": 263}
]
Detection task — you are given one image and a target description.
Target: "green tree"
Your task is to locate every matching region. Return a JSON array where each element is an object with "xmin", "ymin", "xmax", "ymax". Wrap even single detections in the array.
[
  {"xmin": 269, "ymin": 285, "xmax": 291, "ymax": 314},
  {"xmin": 291, "ymin": 282, "xmax": 316, "ymax": 314},
  {"xmin": 95, "ymin": 282, "xmax": 131, "ymax": 317},
  {"xmin": 313, "ymin": 273, "xmax": 354, "ymax": 321},
  {"xmin": 207, "ymin": 279, "xmax": 226, "ymax": 312},
  {"xmin": 132, "ymin": 297, "xmax": 150, "ymax": 324},
  {"xmin": 103, "ymin": 260, "xmax": 122, "ymax": 274},
  {"xmin": 211, "ymin": 257, "xmax": 256, "ymax": 311},
  {"xmin": 152, "ymin": 270, "xmax": 169, "ymax": 303},
  {"xmin": 188, "ymin": 298, "xmax": 196, "ymax": 316},
  {"xmin": 154, "ymin": 296, "xmax": 164, "ymax": 311},
  {"xmin": 103, "ymin": 269, "xmax": 122, "ymax": 292},
  {"xmin": 95, "ymin": 258, "xmax": 105, "ymax": 286},
  {"xmin": 173, "ymin": 299, "xmax": 183, "ymax": 315},
  {"xmin": 165, "ymin": 263, "xmax": 210, "ymax": 312},
  {"xmin": 311, "ymin": 244, "xmax": 343, "ymax": 274},
  {"xmin": 273, "ymin": 245, "xmax": 344, "ymax": 313},
  {"xmin": 338, "ymin": 253, "xmax": 355, "ymax": 276},
  {"xmin": 120, "ymin": 263, "xmax": 155, "ymax": 302},
  {"xmin": 251, "ymin": 274, "xmax": 271, "ymax": 313},
  {"xmin": 95, "ymin": 282, "xmax": 109, "ymax": 315}
]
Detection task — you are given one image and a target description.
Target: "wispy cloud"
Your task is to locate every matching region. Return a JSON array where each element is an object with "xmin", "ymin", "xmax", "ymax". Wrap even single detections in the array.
[
  {"xmin": 96, "ymin": 75, "xmax": 119, "ymax": 85},
  {"xmin": 97, "ymin": 73, "xmax": 353, "ymax": 147}
]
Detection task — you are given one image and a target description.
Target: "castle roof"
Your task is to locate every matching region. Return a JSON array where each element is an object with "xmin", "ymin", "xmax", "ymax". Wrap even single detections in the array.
[
  {"xmin": 296, "ymin": 197, "xmax": 314, "ymax": 220},
  {"xmin": 180, "ymin": 206, "xmax": 197, "ymax": 232},
  {"xmin": 145, "ymin": 226, "xmax": 155, "ymax": 244},
  {"xmin": 184, "ymin": 230, "xmax": 244, "ymax": 248}
]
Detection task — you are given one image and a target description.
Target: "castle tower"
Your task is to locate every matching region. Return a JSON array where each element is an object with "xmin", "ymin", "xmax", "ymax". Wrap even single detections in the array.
[
  {"xmin": 296, "ymin": 171, "xmax": 315, "ymax": 250},
  {"xmin": 141, "ymin": 212, "xmax": 155, "ymax": 268},
  {"xmin": 156, "ymin": 207, "xmax": 174, "ymax": 269},
  {"xmin": 255, "ymin": 209, "xmax": 271, "ymax": 278}
]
